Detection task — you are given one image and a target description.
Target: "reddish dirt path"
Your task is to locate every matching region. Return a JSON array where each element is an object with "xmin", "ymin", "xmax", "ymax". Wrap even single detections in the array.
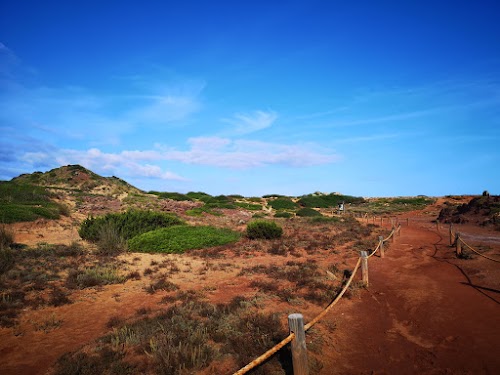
[{"xmin": 328, "ymin": 220, "xmax": 500, "ymax": 375}]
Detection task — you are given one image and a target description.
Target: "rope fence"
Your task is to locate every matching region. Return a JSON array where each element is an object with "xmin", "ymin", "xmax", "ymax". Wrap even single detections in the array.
[
  {"xmin": 448, "ymin": 223, "xmax": 500, "ymax": 263},
  {"xmin": 233, "ymin": 222, "xmax": 402, "ymax": 375}
]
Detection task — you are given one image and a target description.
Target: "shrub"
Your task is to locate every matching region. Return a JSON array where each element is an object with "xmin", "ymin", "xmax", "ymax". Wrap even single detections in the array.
[
  {"xmin": 0, "ymin": 224, "xmax": 14, "ymax": 275},
  {"xmin": 246, "ymin": 220, "xmax": 283, "ymax": 239},
  {"xmin": 148, "ymin": 191, "xmax": 193, "ymax": 201},
  {"xmin": 296, "ymin": 208, "xmax": 322, "ymax": 217},
  {"xmin": 274, "ymin": 211, "xmax": 293, "ymax": 218},
  {"xmin": 268, "ymin": 198, "xmax": 298, "ymax": 210},
  {"xmin": 96, "ymin": 222, "xmax": 127, "ymax": 255},
  {"xmin": 79, "ymin": 210, "xmax": 184, "ymax": 242},
  {"xmin": 235, "ymin": 202, "xmax": 262, "ymax": 211},
  {"xmin": 66, "ymin": 265, "xmax": 126, "ymax": 289},
  {"xmin": 0, "ymin": 224, "xmax": 14, "ymax": 250},
  {"xmin": 128, "ymin": 226, "xmax": 240, "ymax": 253}
]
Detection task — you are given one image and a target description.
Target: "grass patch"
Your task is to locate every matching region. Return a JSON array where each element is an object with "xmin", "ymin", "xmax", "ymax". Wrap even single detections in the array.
[{"xmin": 128, "ymin": 226, "xmax": 240, "ymax": 253}]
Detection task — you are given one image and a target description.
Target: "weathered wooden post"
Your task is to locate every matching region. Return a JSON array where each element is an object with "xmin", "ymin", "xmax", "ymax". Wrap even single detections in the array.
[
  {"xmin": 449, "ymin": 223, "xmax": 454, "ymax": 246},
  {"xmin": 406, "ymin": 217, "xmax": 409, "ymax": 226},
  {"xmin": 391, "ymin": 227, "xmax": 396, "ymax": 243},
  {"xmin": 288, "ymin": 314, "xmax": 309, "ymax": 375},
  {"xmin": 360, "ymin": 250, "xmax": 369, "ymax": 287},
  {"xmin": 455, "ymin": 233, "xmax": 462, "ymax": 257},
  {"xmin": 379, "ymin": 236, "xmax": 385, "ymax": 258}
]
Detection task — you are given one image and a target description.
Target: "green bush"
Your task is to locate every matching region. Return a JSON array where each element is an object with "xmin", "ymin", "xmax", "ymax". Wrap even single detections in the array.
[
  {"xmin": 246, "ymin": 220, "xmax": 283, "ymax": 239},
  {"xmin": 235, "ymin": 202, "xmax": 262, "ymax": 211},
  {"xmin": 148, "ymin": 191, "xmax": 193, "ymax": 201},
  {"xmin": 128, "ymin": 226, "xmax": 240, "ymax": 253},
  {"xmin": 186, "ymin": 191, "xmax": 212, "ymax": 200},
  {"xmin": 79, "ymin": 210, "xmax": 184, "ymax": 242},
  {"xmin": 274, "ymin": 211, "xmax": 293, "ymax": 218},
  {"xmin": 296, "ymin": 208, "xmax": 322, "ymax": 217},
  {"xmin": 268, "ymin": 198, "xmax": 298, "ymax": 210}
]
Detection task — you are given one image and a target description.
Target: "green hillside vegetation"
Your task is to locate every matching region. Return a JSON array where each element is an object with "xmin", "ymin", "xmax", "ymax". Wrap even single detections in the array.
[
  {"xmin": 79, "ymin": 210, "xmax": 185, "ymax": 242},
  {"xmin": 12, "ymin": 164, "xmax": 142, "ymax": 195},
  {"xmin": 148, "ymin": 191, "xmax": 193, "ymax": 201},
  {"xmin": 128, "ymin": 225, "xmax": 240, "ymax": 253},
  {"xmin": 355, "ymin": 196, "xmax": 436, "ymax": 214},
  {"xmin": 0, "ymin": 181, "xmax": 68, "ymax": 223},
  {"xmin": 298, "ymin": 193, "xmax": 365, "ymax": 208}
]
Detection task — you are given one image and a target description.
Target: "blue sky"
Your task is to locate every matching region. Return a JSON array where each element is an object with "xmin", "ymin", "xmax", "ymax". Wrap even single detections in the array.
[{"xmin": 1, "ymin": 1, "xmax": 499, "ymax": 197}]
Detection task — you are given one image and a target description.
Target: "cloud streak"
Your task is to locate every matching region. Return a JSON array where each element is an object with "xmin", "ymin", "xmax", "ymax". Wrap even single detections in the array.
[{"xmin": 223, "ymin": 110, "xmax": 277, "ymax": 135}]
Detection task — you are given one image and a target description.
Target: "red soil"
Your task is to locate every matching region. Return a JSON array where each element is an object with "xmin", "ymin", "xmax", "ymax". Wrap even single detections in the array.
[
  {"xmin": 1, "ymin": 206, "xmax": 499, "ymax": 374},
  {"xmin": 326, "ymin": 214, "xmax": 500, "ymax": 374}
]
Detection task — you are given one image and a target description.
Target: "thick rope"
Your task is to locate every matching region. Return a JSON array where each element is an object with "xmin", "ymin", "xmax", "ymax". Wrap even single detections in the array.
[
  {"xmin": 233, "ymin": 221, "xmax": 394, "ymax": 374},
  {"xmin": 459, "ymin": 237, "xmax": 500, "ymax": 263},
  {"xmin": 304, "ymin": 257, "xmax": 362, "ymax": 331},
  {"xmin": 232, "ymin": 333, "xmax": 295, "ymax": 375},
  {"xmin": 383, "ymin": 228, "xmax": 395, "ymax": 242},
  {"xmin": 233, "ymin": 257, "xmax": 362, "ymax": 374},
  {"xmin": 367, "ymin": 240, "xmax": 381, "ymax": 258}
]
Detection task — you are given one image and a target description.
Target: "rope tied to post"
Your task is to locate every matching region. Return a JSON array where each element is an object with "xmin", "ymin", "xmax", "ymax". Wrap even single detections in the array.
[{"xmin": 459, "ymin": 236, "xmax": 500, "ymax": 263}]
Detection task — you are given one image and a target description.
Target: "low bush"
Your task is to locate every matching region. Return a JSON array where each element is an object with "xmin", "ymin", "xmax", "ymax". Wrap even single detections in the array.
[
  {"xmin": 296, "ymin": 208, "xmax": 322, "ymax": 217},
  {"xmin": 128, "ymin": 226, "xmax": 240, "ymax": 253},
  {"xmin": 268, "ymin": 198, "xmax": 298, "ymax": 210},
  {"xmin": 246, "ymin": 220, "xmax": 283, "ymax": 239},
  {"xmin": 66, "ymin": 265, "xmax": 126, "ymax": 289},
  {"xmin": 274, "ymin": 211, "xmax": 293, "ymax": 218},
  {"xmin": 148, "ymin": 191, "xmax": 193, "ymax": 201},
  {"xmin": 79, "ymin": 210, "xmax": 184, "ymax": 242},
  {"xmin": 0, "ymin": 224, "xmax": 14, "ymax": 250},
  {"xmin": 96, "ymin": 222, "xmax": 127, "ymax": 255},
  {"xmin": 235, "ymin": 202, "xmax": 262, "ymax": 210}
]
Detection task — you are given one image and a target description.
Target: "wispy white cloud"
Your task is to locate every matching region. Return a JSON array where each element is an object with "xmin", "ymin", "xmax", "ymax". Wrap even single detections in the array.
[
  {"xmin": 160, "ymin": 136, "xmax": 337, "ymax": 168},
  {"xmin": 222, "ymin": 110, "xmax": 277, "ymax": 135},
  {"xmin": 332, "ymin": 133, "xmax": 401, "ymax": 144}
]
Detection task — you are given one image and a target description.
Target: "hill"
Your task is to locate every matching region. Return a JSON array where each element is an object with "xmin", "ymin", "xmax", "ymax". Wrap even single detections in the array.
[{"xmin": 11, "ymin": 164, "xmax": 143, "ymax": 197}]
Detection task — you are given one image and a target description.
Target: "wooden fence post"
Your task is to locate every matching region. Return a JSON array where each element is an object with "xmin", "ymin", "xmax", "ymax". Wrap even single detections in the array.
[
  {"xmin": 360, "ymin": 251, "xmax": 369, "ymax": 287},
  {"xmin": 379, "ymin": 236, "xmax": 385, "ymax": 258},
  {"xmin": 406, "ymin": 218, "xmax": 409, "ymax": 226},
  {"xmin": 391, "ymin": 227, "xmax": 396, "ymax": 243},
  {"xmin": 455, "ymin": 233, "xmax": 462, "ymax": 257},
  {"xmin": 288, "ymin": 314, "xmax": 309, "ymax": 375},
  {"xmin": 449, "ymin": 223, "xmax": 454, "ymax": 246}
]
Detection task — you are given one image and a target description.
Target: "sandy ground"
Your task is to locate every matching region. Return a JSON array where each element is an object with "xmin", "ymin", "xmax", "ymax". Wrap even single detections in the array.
[{"xmin": 1, "ymin": 206, "xmax": 499, "ymax": 375}]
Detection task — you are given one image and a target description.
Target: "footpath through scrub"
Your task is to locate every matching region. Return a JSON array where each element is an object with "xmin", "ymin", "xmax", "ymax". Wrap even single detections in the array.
[{"xmin": 327, "ymin": 220, "xmax": 500, "ymax": 375}]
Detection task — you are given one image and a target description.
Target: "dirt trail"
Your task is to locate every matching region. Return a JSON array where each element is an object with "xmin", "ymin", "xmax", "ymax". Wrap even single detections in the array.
[{"xmin": 328, "ymin": 220, "xmax": 500, "ymax": 374}]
